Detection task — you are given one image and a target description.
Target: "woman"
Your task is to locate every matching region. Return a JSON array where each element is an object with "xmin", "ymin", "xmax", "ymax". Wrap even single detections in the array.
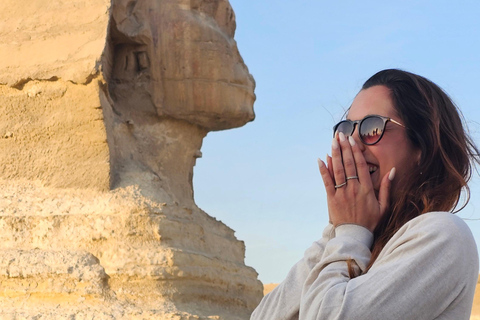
[{"xmin": 251, "ymin": 69, "xmax": 479, "ymax": 320}]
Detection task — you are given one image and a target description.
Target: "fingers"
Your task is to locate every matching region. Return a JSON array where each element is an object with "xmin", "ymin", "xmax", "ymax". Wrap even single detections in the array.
[
  {"xmin": 331, "ymin": 135, "xmax": 346, "ymax": 186},
  {"xmin": 317, "ymin": 158, "xmax": 335, "ymax": 197},
  {"xmin": 378, "ymin": 167, "xmax": 396, "ymax": 215},
  {"xmin": 338, "ymin": 132, "xmax": 357, "ymax": 180},
  {"xmin": 348, "ymin": 135, "xmax": 372, "ymax": 188},
  {"xmin": 326, "ymin": 154, "xmax": 333, "ymax": 179}
]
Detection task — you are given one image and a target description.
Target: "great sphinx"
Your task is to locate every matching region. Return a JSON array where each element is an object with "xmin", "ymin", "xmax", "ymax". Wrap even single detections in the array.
[{"xmin": 0, "ymin": 0, "xmax": 262, "ymax": 318}]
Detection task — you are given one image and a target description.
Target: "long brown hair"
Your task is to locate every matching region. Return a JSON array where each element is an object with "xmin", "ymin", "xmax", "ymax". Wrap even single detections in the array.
[{"xmin": 361, "ymin": 69, "xmax": 480, "ymax": 271}]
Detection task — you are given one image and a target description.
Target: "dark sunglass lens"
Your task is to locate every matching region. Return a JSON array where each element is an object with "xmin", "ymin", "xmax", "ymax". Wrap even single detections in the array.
[
  {"xmin": 360, "ymin": 117, "xmax": 384, "ymax": 144},
  {"xmin": 335, "ymin": 121, "xmax": 354, "ymax": 136}
]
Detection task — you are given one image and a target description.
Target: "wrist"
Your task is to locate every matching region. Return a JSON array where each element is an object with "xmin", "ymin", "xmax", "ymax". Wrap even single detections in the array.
[{"xmin": 334, "ymin": 224, "xmax": 374, "ymax": 248}]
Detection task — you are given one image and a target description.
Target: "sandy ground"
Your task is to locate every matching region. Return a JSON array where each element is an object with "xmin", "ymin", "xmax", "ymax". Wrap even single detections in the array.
[
  {"xmin": 263, "ymin": 283, "xmax": 279, "ymax": 296},
  {"xmin": 264, "ymin": 276, "xmax": 480, "ymax": 318},
  {"xmin": 472, "ymin": 276, "xmax": 480, "ymax": 318}
]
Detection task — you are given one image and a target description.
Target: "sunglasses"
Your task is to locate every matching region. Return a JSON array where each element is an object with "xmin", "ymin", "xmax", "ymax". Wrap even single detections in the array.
[{"xmin": 333, "ymin": 115, "xmax": 405, "ymax": 145}]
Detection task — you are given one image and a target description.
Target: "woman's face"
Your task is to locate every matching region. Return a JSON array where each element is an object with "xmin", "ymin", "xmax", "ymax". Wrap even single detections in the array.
[{"xmin": 347, "ymin": 85, "xmax": 420, "ymax": 194}]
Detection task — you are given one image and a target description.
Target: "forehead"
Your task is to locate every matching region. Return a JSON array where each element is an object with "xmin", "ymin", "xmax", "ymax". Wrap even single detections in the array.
[{"xmin": 347, "ymin": 85, "xmax": 398, "ymax": 120}]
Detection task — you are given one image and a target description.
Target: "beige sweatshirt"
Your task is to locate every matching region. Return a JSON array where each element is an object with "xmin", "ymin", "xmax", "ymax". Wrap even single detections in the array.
[{"xmin": 251, "ymin": 212, "xmax": 479, "ymax": 320}]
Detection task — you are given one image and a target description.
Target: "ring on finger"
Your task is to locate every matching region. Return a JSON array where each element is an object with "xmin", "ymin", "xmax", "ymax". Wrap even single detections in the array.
[
  {"xmin": 335, "ymin": 181, "xmax": 347, "ymax": 189},
  {"xmin": 346, "ymin": 175, "xmax": 359, "ymax": 181}
]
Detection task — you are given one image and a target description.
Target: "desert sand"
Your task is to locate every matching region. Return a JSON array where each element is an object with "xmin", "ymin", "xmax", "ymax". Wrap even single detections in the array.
[{"xmin": 472, "ymin": 276, "xmax": 480, "ymax": 319}]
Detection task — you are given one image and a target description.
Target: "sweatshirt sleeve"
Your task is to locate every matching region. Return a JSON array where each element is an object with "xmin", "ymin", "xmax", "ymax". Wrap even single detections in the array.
[
  {"xmin": 250, "ymin": 224, "xmax": 336, "ymax": 320},
  {"xmin": 298, "ymin": 212, "xmax": 479, "ymax": 320}
]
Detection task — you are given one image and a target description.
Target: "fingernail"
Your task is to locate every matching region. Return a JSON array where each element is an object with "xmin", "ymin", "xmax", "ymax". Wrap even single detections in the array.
[
  {"xmin": 339, "ymin": 132, "xmax": 346, "ymax": 142},
  {"xmin": 317, "ymin": 158, "xmax": 325, "ymax": 168},
  {"xmin": 332, "ymin": 138, "xmax": 339, "ymax": 149},
  {"xmin": 389, "ymin": 167, "xmax": 396, "ymax": 181},
  {"xmin": 348, "ymin": 135, "xmax": 355, "ymax": 146}
]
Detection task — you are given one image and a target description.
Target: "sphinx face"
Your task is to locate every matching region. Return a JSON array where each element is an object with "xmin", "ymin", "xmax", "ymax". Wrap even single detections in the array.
[
  {"xmin": 154, "ymin": 0, "xmax": 256, "ymax": 130},
  {"xmin": 111, "ymin": 0, "xmax": 256, "ymax": 131}
]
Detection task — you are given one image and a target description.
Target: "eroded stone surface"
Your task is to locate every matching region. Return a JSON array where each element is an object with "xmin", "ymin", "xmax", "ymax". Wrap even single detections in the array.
[
  {"xmin": 0, "ymin": 80, "xmax": 110, "ymax": 190},
  {"xmin": 0, "ymin": 180, "xmax": 262, "ymax": 319},
  {"xmin": 0, "ymin": 0, "xmax": 109, "ymax": 86},
  {"xmin": 0, "ymin": 0, "xmax": 262, "ymax": 318}
]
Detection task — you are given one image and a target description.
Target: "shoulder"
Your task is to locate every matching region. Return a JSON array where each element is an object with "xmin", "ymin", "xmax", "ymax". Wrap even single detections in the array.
[
  {"xmin": 371, "ymin": 212, "xmax": 479, "ymax": 318},
  {"xmin": 402, "ymin": 211, "xmax": 474, "ymax": 242},
  {"xmin": 387, "ymin": 211, "xmax": 478, "ymax": 273}
]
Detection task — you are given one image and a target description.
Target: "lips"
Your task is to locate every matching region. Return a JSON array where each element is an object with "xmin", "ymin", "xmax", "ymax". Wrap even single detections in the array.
[{"xmin": 366, "ymin": 162, "xmax": 380, "ymax": 191}]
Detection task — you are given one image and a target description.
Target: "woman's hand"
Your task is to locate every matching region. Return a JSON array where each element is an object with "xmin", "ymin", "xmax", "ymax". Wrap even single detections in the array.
[{"xmin": 317, "ymin": 132, "xmax": 395, "ymax": 232}]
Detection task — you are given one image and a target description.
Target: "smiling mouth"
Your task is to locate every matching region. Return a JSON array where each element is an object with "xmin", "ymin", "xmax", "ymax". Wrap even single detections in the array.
[{"xmin": 368, "ymin": 165, "xmax": 378, "ymax": 174}]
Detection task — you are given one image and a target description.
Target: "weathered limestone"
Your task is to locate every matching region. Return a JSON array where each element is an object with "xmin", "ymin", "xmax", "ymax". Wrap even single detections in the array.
[
  {"xmin": 0, "ymin": 0, "xmax": 109, "ymax": 87},
  {"xmin": 0, "ymin": 181, "xmax": 261, "ymax": 319},
  {"xmin": 0, "ymin": 0, "xmax": 262, "ymax": 318},
  {"xmin": 0, "ymin": 0, "xmax": 111, "ymax": 190},
  {"xmin": 0, "ymin": 81, "xmax": 109, "ymax": 190}
]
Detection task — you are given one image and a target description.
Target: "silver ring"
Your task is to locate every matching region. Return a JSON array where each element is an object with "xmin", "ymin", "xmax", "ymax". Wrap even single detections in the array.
[
  {"xmin": 334, "ymin": 181, "xmax": 347, "ymax": 189},
  {"xmin": 346, "ymin": 176, "xmax": 359, "ymax": 180}
]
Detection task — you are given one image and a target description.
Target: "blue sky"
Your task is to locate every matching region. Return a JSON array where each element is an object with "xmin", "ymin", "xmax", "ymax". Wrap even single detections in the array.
[{"xmin": 194, "ymin": 1, "xmax": 480, "ymax": 284}]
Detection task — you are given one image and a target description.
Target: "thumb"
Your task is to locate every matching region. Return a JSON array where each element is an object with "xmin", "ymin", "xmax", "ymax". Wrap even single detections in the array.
[{"xmin": 378, "ymin": 167, "xmax": 395, "ymax": 215}]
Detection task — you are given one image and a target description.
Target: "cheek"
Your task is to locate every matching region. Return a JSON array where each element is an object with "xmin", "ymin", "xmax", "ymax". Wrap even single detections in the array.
[
  {"xmin": 373, "ymin": 145, "xmax": 396, "ymax": 167},
  {"xmin": 390, "ymin": 146, "xmax": 418, "ymax": 177},
  {"xmin": 374, "ymin": 144, "xmax": 410, "ymax": 176}
]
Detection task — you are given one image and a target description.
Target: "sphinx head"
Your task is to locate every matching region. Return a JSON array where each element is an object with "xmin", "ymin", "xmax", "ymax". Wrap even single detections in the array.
[
  {"xmin": 109, "ymin": 0, "xmax": 255, "ymax": 130},
  {"xmin": 104, "ymin": 0, "xmax": 255, "ymax": 203}
]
